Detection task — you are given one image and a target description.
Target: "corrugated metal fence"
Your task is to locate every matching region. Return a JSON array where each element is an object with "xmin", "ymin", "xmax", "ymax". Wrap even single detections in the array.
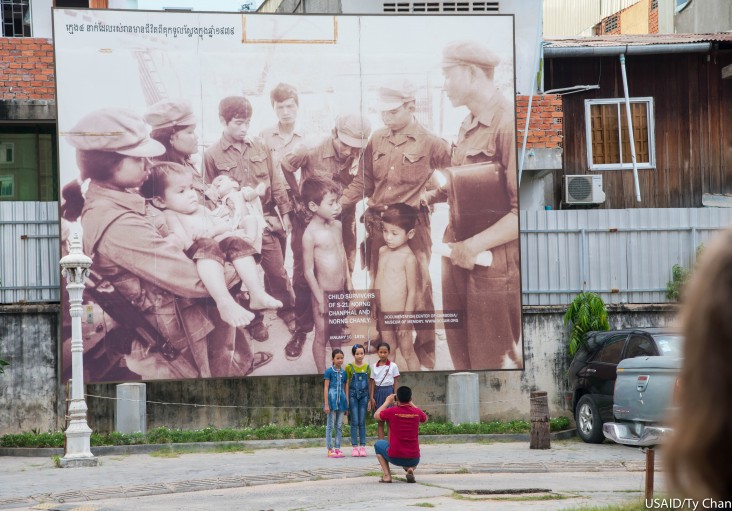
[
  {"xmin": 2, "ymin": 203, "xmax": 732, "ymax": 305},
  {"xmin": 543, "ymin": 0, "xmax": 642, "ymax": 37},
  {"xmin": 520, "ymin": 208, "xmax": 732, "ymax": 305},
  {"xmin": 0, "ymin": 202, "xmax": 60, "ymax": 303}
]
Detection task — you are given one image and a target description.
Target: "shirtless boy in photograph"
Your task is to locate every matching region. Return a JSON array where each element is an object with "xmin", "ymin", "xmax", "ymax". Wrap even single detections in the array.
[{"xmin": 301, "ymin": 176, "xmax": 352, "ymax": 373}]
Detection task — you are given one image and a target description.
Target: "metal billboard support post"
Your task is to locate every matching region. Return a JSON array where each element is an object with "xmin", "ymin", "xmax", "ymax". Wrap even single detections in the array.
[{"xmin": 59, "ymin": 232, "xmax": 98, "ymax": 468}]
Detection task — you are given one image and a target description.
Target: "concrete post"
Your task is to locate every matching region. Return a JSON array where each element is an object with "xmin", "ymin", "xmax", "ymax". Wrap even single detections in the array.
[
  {"xmin": 59, "ymin": 232, "xmax": 98, "ymax": 468},
  {"xmin": 447, "ymin": 372, "xmax": 480, "ymax": 424},
  {"xmin": 116, "ymin": 383, "xmax": 147, "ymax": 434}
]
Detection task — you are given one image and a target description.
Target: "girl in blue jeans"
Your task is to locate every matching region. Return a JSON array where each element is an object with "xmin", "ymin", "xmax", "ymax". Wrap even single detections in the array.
[
  {"xmin": 345, "ymin": 344, "xmax": 371, "ymax": 457},
  {"xmin": 323, "ymin": 349, "xmax": 348, "ymax": 458}
]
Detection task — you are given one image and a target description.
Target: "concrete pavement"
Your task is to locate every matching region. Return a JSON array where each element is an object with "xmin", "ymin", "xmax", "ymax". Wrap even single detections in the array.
[{"xmin": 0, "ymin": 437, "xmax": 661, "ymax": 510}]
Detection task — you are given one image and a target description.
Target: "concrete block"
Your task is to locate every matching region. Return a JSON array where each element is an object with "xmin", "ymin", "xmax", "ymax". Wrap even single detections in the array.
[
  {"xmin": 115, "ymin": 383, "xmax": 146, "ymax": 434},
  {"xmin": 447, "ymin": 372, "xmax": 479, "ymax": 425}
]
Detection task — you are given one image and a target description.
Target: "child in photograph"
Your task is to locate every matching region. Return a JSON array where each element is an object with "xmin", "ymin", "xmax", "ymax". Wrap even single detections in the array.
[
  {"xmin": 323, "ymin": 348, "xmax": 348, "ymax": 458},
  {"xmin": 345, "ymin": 343, "xmax": 371, "ymax": 457},
  {"xmin": 140, "ymin": 162, "xmax": 283, "ymax": 326},
  {"xmin": 301, "ymin": 176, "xmax": 352, "ymax": 373},
  {"xmin": 210, "ymin": 174, "xmax": 267, "ymax": 252},
  {"xmin": 374, "ymin": 203, "xmax": 421, "ymax": 371},
  {"xmin": 369, "ymin": 342, "xmax": 400, "ymax": 440}
]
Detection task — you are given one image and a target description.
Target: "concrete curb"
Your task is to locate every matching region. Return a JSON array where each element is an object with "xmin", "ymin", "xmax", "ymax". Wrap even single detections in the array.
[{"xmin": 0, "ymin": 430, "xmax": 576, "ymax": 458}]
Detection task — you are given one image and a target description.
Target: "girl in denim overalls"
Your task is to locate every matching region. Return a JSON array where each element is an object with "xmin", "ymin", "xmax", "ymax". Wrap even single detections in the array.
[
  {"xmin": 323, "ymin": 349, "xmax": 348, "ymax": 458},
  {"xmin": 345, "ymin": 344, "xmax": 371, "ymax": 457}
]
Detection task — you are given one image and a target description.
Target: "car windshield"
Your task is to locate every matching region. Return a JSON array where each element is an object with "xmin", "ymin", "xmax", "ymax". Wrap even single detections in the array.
[{"xmin": 653, "ymin": 334, "xmax": 683, "ymax": 357}]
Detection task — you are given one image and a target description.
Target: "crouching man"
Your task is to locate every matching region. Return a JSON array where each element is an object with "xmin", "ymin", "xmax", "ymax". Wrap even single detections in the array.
[{"xmin": 373, "ymin": 386, "xmax": 427, "ymax": 483}]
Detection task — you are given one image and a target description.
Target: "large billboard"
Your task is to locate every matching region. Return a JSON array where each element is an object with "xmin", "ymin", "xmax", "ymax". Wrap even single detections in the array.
[{"xmin": 55, "ymin": 9, "xmax": 523, "ymax": 382}]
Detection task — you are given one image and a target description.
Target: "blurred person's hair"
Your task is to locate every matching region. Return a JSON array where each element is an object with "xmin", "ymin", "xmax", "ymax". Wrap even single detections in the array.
[{"xmin": 665, "ymin": 227, "xmax": 732, "ymax": 501}]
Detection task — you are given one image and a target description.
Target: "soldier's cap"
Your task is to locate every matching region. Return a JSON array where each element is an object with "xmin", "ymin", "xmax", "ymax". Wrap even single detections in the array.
[
  {"xmin": 442, "ymin": 40, "xmax": 500, "ymax": 70},
  {"xmin": 144, "ymin": 99, "xmax": 197, "ymax": 130},
  {"xmin": 66, "ymin": 108, "xmax": 165, "ymax": 157},
  {"xmin": 335, "ymin": 113, "xmax": 372, "ymax": 149},
  {"xmin": 377, "ymin": 79, "xmax": 417, "ymax": 111}
]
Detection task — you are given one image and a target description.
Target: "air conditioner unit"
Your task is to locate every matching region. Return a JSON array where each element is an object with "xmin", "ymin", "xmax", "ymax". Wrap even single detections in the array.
[{"xmin": 564, "ymin": 175, "xmax": 605, "ymax": 205}]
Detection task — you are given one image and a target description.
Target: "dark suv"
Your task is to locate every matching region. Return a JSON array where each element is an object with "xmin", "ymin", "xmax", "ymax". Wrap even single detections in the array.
[{"xmin": 566, "ymin": 328, "xmax": 681, "ymax": 443}]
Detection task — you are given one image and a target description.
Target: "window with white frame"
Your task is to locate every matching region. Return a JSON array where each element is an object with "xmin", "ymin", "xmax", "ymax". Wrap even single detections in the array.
[{"xmin": 585, "ymin": 97, "xmax": 655, "ymax": 171}]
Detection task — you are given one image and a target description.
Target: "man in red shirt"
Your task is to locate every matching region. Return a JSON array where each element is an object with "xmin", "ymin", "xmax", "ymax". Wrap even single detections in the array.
[{"xmin": 373, "ymin": 386, "xmax": 428, "ymax": 483}]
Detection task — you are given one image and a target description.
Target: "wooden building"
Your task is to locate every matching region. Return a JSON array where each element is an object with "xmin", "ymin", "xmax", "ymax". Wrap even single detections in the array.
[{"xmin": 544, "ymin": 33, "xmax": 732, "ymax": 209}]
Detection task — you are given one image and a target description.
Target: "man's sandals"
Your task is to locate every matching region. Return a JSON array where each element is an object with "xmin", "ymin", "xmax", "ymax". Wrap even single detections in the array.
[
  {"xmin": 404, "ymin": 467, "xmax": 416, "ymax": 483},
  {"xmin": 244, "ymin": 351, "xmax": 273, "ymax": 376}
]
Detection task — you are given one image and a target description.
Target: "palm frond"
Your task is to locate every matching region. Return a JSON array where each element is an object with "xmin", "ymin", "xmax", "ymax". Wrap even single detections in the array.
[{"xmin": 564, "ymin": 292, "xmax": 610, "ymax": 356}]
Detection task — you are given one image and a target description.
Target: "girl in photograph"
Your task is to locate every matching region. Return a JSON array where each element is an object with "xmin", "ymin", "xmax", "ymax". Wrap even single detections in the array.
[
  {"xmin": 323, "ymin": 348, "xmax": 348, "ymax": 458},
  {"xmin": 345, "ymin": 343, "xmax": 371, "ymax": 457},
  {"xmin": 369, "ymin": 342, "xmax": 400, "ymax": 440},
  {"xmin": 62, "ymin": 107, "xmax": 272, "ymax": 380}
]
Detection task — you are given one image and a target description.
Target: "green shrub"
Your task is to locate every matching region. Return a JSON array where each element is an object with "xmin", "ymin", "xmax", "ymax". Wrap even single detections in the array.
[{"xmin": 0, "ymin": 416, "xmax": 573, "ymax": 449}]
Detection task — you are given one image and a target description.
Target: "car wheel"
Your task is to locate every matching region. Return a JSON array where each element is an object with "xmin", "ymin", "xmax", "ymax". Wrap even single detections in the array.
[{"xmin": 575, "ymin": 395, "xmax": 605, "ymax": 444}]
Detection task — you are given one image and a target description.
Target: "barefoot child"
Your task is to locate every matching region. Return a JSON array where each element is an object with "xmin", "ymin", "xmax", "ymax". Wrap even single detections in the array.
[
  {"xmin": 324, "ymin": 348, "xmax": 348, "ymax": 458},
  {"xmin": 140, "ymin": 162, "xmax": 282, "ymax": 328},
  {"xmin": 301, "ymin": 176, "xmax": 352, "ymax": 373},
  {"xmin": 345, "ymin": 344, "xmax": 371, "ymax": 457},
  {"xmin": 370, "ymin": 342, "xmax": 399, "ymax": 440},
  {"xmin": 374, "ymin": 203, "xmax": 421, "ymax": 371}
]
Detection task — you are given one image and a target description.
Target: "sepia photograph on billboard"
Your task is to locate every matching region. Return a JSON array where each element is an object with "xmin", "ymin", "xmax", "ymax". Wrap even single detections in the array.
[{"xmin": 54, "ymin": 8, "xmax": 523, "ymax": 383}]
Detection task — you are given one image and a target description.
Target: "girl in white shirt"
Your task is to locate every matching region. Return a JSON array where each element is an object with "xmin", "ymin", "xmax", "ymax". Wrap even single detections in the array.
[{"xmin": 369, "ymin": 342, "xmax": 400, "ymax": 440}]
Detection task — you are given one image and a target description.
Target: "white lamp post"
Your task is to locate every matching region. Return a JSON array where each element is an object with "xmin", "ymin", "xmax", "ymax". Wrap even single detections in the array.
[{"xmin": 59, "ymin": 232, "xmax": 98, "ymax": 468}]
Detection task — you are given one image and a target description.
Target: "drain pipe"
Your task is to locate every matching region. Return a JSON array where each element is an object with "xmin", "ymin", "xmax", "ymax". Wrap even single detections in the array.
[{"xmin": 619, "ymin": 53, "xmax": 641, "ymax": 202}]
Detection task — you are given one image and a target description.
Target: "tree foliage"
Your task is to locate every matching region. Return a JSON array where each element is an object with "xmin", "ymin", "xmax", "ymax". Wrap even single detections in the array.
[{"xmin": 563, "ymin": 292, "xmax": 610, "ymax": 356}]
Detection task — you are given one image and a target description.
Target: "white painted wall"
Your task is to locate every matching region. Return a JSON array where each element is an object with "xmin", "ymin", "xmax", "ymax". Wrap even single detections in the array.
[{"xmin": 30, "ymin": 0, "xmax": 53, "ymax": 38}]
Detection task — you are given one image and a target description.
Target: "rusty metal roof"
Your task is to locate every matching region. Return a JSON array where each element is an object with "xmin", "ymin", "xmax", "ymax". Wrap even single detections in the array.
[{"xmin": 545, "ymin": 33, "xmax": 732, "ymax": 48}]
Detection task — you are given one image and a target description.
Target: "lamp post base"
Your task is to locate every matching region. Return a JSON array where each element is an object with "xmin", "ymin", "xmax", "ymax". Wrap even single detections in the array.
[{"xmin": 59, "ymin": 455, "xmax": 99, "ymax": 468}]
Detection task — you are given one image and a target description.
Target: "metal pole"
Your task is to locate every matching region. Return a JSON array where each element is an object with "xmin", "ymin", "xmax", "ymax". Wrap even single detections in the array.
[
  {"xmin": 518, "ymin": 6, "xmax": 544, "ymax": 185},
  {"xmin": 645, "ymin": 447, "xmax": 655, "ymax": 500},
  {"xmin": 619, "ymin": 54, "xmax": 641, "ymax": 202},
  {"xmin": 59, "ymin": 232, "xmax": 98, "ymax": 468}
]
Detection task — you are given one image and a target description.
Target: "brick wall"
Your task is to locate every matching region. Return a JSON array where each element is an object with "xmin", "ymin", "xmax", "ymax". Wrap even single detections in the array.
[
  {"xmin": 600, "ymin": 14, "xmax": 622, "ymax": 35},
  {"xmin": 0, "ymin": 38, "xmax": 55, "ymax": 100},
  {"xmin": 649, "ymin": 0, "xmax": 659, "ymax": 34},
  {"xmin": 516, "ymin": 94, "xmax": 563, "ymax": 149}
]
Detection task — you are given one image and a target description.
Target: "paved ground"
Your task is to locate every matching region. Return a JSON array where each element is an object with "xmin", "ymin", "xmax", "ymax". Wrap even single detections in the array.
[{"xmin": 0, "ymin": 438, "xmax": 663, "ymax": 511}]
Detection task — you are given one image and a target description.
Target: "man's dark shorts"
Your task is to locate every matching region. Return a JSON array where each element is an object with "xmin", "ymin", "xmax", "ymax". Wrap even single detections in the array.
[{"xmin": 374, "ymin": 439, "xmax": 419, "ymax": 468}]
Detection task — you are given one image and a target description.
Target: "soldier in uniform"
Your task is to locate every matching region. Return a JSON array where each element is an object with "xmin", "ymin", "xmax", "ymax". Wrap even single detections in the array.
[
  {"xmin": 340, "ymin": 81, "xmax": 451, "ymax": 369},
  {"xmin": 64, "ymin": 107, "xmax": 273, "ymax": 379},
  {"xmin": 204, "ymin": 96, "xmax": 297, "ymax": 342},
  {"xmin": 259, "ymin": 83, "xmax": 303, "ymax": 257},
  {"xmin": 440, "ymin": 40, "xmax": 521, "ymax": 370},
  {"xmin": 279, "ymin": 113, "xmax": 371, "ymax": 360}
]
